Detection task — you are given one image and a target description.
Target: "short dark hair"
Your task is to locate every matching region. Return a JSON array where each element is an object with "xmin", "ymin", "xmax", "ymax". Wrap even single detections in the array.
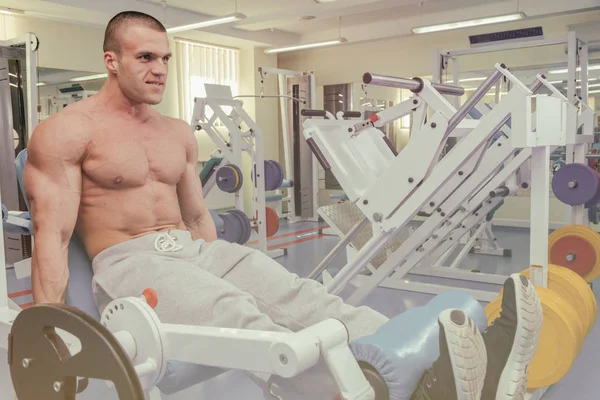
[{"xmin": 103, "ymin": 11, "xmax": 166, "ymax": 53}]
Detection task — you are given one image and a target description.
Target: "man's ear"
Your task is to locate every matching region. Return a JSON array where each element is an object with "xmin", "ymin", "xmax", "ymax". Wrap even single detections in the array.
[{"xmin": 104, "ymin": 51, "xmax": 119, "ymax": 73}]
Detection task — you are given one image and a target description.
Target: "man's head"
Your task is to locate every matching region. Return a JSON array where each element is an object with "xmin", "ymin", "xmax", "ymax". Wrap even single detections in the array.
[{"xmin": 103, "ymin": 11, "xmax": 171, "ymax": 105}]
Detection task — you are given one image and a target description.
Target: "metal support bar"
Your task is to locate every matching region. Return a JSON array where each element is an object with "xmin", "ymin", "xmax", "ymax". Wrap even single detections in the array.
[
  {"xmin": 362, "ymin": 73, "xmax": 464, "ymax": 96},
  {"xmin": 308, "ymin": 216, "xmax": 369, "ymax": 280},
  {"xmin": 446, "ymin": 66, "xmax": 505, "ymax": 136}
]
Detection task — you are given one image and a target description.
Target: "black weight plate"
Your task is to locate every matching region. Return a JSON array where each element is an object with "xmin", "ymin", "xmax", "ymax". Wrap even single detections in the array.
[{"xmin": 9, "ymin": 304, "xmax": 144, "ymax": 400}]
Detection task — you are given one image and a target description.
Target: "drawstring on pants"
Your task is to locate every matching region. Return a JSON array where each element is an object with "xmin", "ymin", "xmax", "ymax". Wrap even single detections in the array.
[{"xmin": 154, "ymin": 233, "xmax": 183, "ymax": 252}]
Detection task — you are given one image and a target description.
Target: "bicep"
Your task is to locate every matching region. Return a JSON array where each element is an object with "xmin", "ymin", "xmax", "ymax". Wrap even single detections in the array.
[{"xmin": 23, "ymin": 121, "xmax": 84, "ymax": 239}]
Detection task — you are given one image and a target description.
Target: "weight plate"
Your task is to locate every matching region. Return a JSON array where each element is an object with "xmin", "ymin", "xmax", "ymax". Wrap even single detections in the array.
[
  {"xmin": 272, "ymin": 160, "xmax": 285, "ymax": 190},
  {"xmin": 265, "ymin": 207, "xmax": 280, "ymax": 237},
  {"xmin": 227, "ymin": 209, "xmax": 252, "ymax": 244},
  {"xmin": 486, "ymin": 287, "xmax": 578, "ymax": 389},
  {"xmin": 216, "ymin": 165, "xmax": 243, "ymax": 193},
  {"xmin": 264, "ymin": 160, "xmax": 283, "ymax": 191},
  {"xmin": 519, "ymin": 265, "xmax": 592, "ymax": 340},
  {"xmin": 220, "ymin": 213, "xmax": 242, "ymax": 244},
  {"xmin": 552, "ymin": 163, "xmax": 600, "ymax": 206},
  {"xmin": 9, "ymin": 304, "xmax": 144, "ymax": 400},
  {"xmin": 548, "ymin": 225, "xmax": 600, "ymax": 282},
  {"xmin": 549, "ymin": 265, "xmax": 596, "ymax": 336}
]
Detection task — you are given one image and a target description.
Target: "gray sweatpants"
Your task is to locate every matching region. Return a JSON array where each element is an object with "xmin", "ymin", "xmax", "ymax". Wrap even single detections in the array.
[{"xmin": 91, "ymin": 230, "xmax": 388, "ymax": 399}]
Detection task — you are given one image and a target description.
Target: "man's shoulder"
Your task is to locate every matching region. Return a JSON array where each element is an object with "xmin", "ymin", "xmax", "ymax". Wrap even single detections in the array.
[
  {"xmin": 158, "ymin": 113, "xmax": 194, "ymax": 143},
  {"xmin": 29, "ymin": 108, "xmax": 92, "ymax": 157}
]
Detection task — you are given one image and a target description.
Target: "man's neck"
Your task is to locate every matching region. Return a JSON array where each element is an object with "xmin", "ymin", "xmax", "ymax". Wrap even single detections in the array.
[{"xmin": 96, "ymin": 78, "xmax": 152, "ymax": 121}]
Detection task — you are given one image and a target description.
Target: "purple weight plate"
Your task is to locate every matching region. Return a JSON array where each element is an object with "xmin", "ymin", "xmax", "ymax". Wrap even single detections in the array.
[
  {"xmin": 216, "ymin": 165, "xmax": 243, "ymax": 193},
  {"xmin": 220, "ymin": 212, "xmax": 242, "ymax": 244},
  {"xmin": 552, "ymin": 163, "xmax": 600, "ymax": 206}
]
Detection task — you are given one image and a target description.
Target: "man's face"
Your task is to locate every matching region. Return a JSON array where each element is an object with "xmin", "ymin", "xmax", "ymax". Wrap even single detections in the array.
[{"xmin": 112, "ymin": 25, "xmax": 171, "ymax": 105}]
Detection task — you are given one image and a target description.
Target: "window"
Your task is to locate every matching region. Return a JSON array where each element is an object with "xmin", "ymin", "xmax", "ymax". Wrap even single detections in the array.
[{"xmin": 175, "ymin": 39, "xmax": 240, "ymax": 123}]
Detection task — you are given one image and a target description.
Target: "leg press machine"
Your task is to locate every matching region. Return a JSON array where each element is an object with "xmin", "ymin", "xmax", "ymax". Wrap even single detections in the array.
[{"xmin": 304, "ymin": 63, "xmax": 590, "ymax": 307}]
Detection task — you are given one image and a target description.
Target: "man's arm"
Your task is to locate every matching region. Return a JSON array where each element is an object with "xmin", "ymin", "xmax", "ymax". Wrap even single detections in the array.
[
  {"xmin": 23, "ymin": 113, "xmax": 88, "ymax": 304},
  {"xmin": 176, "ymin": 120, "xmax": 218, "ymax": 242}
]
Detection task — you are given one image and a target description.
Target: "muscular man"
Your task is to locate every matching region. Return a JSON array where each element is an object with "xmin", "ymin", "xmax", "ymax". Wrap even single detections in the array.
[{"xmin": 22, "ymin": 11, "xmax": 541, "ymax": 400}]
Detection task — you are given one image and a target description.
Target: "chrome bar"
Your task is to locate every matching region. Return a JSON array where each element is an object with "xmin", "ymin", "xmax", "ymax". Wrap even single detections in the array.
[
  {"xmin": 308, "ymin": 216, "xmax": 369, "ymax": 280},
  {"xmin": 446, "ymin": 65, "xmax": 505, "ymax": 136},
  {"xmin": 363, "ymin": 73, "xmax": 464, "ymax": 96}
]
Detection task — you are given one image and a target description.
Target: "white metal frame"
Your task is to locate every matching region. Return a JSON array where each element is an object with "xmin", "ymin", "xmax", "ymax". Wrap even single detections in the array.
[
  {"xmin": 303, "ymin": 65, "xmax": 581, "ymax": 305},
  {"xmin": 192, "ymin": 84, "xmax": 285, "ymax": 259},
  {"xmin": 258, "ymin": 66, "xmax": 321, "ymax": 223}
]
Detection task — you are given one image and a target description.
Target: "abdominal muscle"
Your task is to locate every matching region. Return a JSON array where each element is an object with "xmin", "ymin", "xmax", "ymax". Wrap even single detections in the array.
[{"xmin": 76, "ymin": 180, "xmax": 187, "ymax": 260}]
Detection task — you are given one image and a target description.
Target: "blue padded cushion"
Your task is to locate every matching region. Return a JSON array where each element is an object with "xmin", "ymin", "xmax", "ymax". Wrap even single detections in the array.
[{"xmin": 349, "ymin": 290, "xmax": 488, "ymax": 400}]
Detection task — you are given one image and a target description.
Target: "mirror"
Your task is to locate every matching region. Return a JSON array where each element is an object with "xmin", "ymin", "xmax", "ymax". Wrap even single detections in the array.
[{"xmin": 36, "ymin": 67, "xmax": 106, "ymax": 121}]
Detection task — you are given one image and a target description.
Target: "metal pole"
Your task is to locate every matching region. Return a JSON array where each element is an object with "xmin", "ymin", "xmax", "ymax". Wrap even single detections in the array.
[
  {"xmin": 25, "ymin": 33, "xmax": 39, "ymax": 142},
  {"xmin": 446, "ymin": 66, "xmax": 505, "ymax": 136},
  {"xmin": 362, "ymin": 73, "xmax": 464, "ymax": 96},
  {"xmin": 307, "ymin": 216, "xmax": 369, "ymax": 280}
]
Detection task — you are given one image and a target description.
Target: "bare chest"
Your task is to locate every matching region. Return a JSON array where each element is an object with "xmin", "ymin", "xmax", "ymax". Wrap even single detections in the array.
[{"xmin": 83, "ymin": 122, "xmax": 186, "ymax": 188}]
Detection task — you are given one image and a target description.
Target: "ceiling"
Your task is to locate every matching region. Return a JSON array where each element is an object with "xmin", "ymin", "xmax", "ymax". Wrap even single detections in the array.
[{"xmin": 0, "ymin": 0, "xmax": 598, "ymax": 49}]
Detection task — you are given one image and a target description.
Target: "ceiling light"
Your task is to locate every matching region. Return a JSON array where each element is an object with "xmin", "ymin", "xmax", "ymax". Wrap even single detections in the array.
[
  {"xmin": 589, "ymin": 89, "xmax": 600, "ymax": 94},
  {"xmin": 446, "ymin": 77, "xmax": 487, "ymax": 83},
  {"xmin": 265, "ymin": 37, "xmax": 347, "ymax": 54},
  {"xmin": 549, "ymin": 65, "xmax": 600, "ymax": 74},
  {"xmin": 69, "ymin": 73, "xmax": 108, "ymax": 82},
  {"xmin": 0, "ymin": 7, "xmax": 24, "ymax": 15},
  {"xmin": 411, "ymin": 12, "xmax": 526, "ymax": 34},
  {"xmin": 166, "ymin": 13, "xmax": 246, "ymax": 34},
  {"xmin": 37, "ymin": 82, "xmax": 46, "ymax": 86},
  {"xmin": 313, "ymin": 0, "xmax": 338, "ymax": 3}
]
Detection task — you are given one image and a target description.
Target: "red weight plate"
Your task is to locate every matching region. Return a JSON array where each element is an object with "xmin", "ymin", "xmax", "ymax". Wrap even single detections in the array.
[
  {"xmin": 265, "ymin": 207, "xmax": 280, "ymax": 237},
  {"xmin": 550, "ymin": 235, "xmax": 596, "ymax": 278}
]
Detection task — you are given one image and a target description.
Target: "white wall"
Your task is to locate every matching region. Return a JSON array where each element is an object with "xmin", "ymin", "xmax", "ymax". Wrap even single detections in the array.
[{"xmin": 279, "ymin": 10, "xmax": 600, "ymax": 226}]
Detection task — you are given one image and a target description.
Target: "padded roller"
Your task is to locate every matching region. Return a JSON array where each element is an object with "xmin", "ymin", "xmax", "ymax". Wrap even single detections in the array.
[{"xmin": 349, "ymin": 290, "xmax": 487, "ymax": 399}]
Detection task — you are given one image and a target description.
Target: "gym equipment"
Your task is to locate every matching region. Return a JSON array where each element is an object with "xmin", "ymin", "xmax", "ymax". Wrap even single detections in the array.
[
  {"xmin": 551, "ymin": 163, "xmax": 600, "ymax": 206},
  {"xmin": 9, "ymin": 303, "xmax": 145, "ymax": 399},
  {"xmin": 257, "ymin": 67, "xmax": 320, "ymax": 223},
  {"xmin": 485, "ymin": 264, "xmax": 597, "ymax": 389},
  {"xmin": 304, "ymin": 64, "xmax": 587, "ymax": 306},
  {"xmin": 252, "ymin": 159, "xmax": 286, "ymax": 191},
  {"xmin": 7, "ymin": 292, "xmax": 377, "ymax": 400},
  {"xmin": 211, "ymin": 209, "xmax": 253, "ymax": 244},
  {"xmin": 548, "ymin": 224, "xmax": 600, "ymax": 282},
  {"xmin": 192, "ymin": 84, "xmax": 284, "ymax": 258},
  {"xmin": 350, "ymin": 290, "xmax": 487, "ymax": 399},
  {"xmin": 215, "ymin": 164, "xmax": 244, "ymax": 193}
]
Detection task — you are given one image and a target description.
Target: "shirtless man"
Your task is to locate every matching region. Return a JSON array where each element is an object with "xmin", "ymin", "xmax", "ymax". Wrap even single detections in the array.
[{"xmin": 22, "ymin": 11, "xmax": 542, "ymax": 400}]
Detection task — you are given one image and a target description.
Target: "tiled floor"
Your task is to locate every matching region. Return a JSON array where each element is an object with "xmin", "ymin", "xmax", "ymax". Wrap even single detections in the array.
[{"xmin": 1, "ymin": 220, "xmax": 598, "ymax": 399}]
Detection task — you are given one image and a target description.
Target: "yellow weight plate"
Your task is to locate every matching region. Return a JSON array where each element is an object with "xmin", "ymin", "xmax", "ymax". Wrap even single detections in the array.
[
  {"xmin": 485, "ymin": 288, "xmax": 578, "ymax": 389},
  {"xmin": 552, "ymin": 290, "xmax": 584, "ymax": 355},
  {"xmin": 548, "ymin": 224, "xmax": 600, "ymax": 282},
  {"xmin": 520, "ymin": 265, "xmax": 593, "ymax": 337},
  {"xmin": 550, "ymin": 265, "xmax": 596, "ymax": 336}
]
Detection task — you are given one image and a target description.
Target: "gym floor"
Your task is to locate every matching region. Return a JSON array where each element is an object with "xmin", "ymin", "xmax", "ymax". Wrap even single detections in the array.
[{"xmin": 1, "ymin": 220, "xmax": 598, "ymax": 399}]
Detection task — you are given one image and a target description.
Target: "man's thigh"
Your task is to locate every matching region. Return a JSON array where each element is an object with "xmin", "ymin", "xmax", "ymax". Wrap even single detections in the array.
[
  {"xmin": 92, "ymin": 254, "xmax": 289, "ymax": 332},
  {"xmin": 198, "ymin": 243, "xmax": 388, "ymax": 337}
]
